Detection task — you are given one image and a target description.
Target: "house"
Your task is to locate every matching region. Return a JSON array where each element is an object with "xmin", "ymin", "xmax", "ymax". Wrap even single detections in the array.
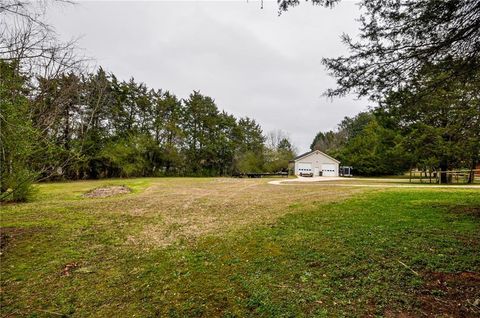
[{"xmin": 290, "ymin": 150, "xmax": 340, "ymax": 177}]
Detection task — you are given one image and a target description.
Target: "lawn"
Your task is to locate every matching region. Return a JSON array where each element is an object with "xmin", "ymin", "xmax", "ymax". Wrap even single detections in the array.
[{"xmin": 1, "ymin": 178, "xmax": 479, "ymax": 317}]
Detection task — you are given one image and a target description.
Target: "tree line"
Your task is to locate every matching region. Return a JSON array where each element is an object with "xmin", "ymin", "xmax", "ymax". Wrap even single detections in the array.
[
  {"xmin": 310, "ymin": 61, "xmax": 480, "ymax": 180},
  {"xmin": 1, "ymin": 1, "xmax": 297, "ymax": 202},
  {"xmin": 1, "ymin": 62, "xmax": 295, "ymax": 201}
]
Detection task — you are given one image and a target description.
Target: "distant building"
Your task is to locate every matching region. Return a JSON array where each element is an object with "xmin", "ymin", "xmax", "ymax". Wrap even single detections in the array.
[{"xmin": 290, "ymin": 150, "xmax": 340, "ymax": 177}]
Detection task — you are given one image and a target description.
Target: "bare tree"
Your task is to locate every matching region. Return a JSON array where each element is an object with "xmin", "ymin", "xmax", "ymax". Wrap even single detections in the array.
[
  {"xmin": 0, "ymin": 0, "xmax": 85, "ymax": 78},
  {"xmin": 266, "ymin": 129, "xmax": 291, "ymax": 150}
]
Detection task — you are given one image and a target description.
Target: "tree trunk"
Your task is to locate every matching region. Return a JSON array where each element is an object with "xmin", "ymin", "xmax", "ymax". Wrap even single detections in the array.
[
  {"xmin": 468, "ymin": 159, "xmax": 477, "ymax": 184},
  {"xmin": 439, "ymin": 161, "xmax": 448, "ymax": 184}
]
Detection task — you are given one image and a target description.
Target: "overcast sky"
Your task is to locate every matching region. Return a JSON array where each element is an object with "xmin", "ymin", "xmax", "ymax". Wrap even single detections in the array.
[{"xmin": 46, "ymin": 0, "xmax": 367, "ymax": 153}]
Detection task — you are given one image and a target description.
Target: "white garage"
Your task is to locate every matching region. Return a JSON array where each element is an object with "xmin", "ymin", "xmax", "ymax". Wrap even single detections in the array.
[{"xmin": 291, "ymin": 150, "xmax": 340, "ymax": 177}]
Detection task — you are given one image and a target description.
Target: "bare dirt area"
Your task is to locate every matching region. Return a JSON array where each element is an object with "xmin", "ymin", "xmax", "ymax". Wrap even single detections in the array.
[
  {"xmin": 450, "ymin": 205, "xmax": 480, "ymax": 219},
  {"xmin": 386, "ymin": 271, "xmax": 480, "ymax": 317},
  {"xmin": 418, "ymin": 271, "xmax": 480, "ymax": 317},
  {"xmin": 122, "ymin": 178, "xmax": 367, "ymax": 247},
  {"xmin": 83, "ymin": 185, "xmax": 131, "ymax": 198}
]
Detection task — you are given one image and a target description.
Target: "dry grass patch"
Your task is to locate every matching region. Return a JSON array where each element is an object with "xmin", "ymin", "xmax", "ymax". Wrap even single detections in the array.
[{"xmin": 125, "ymin": 178, "xmax": 366, "ymax": 247}]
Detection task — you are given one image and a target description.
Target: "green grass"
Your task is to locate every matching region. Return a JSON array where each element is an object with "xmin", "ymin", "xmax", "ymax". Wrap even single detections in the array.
[{"xmin": 1, "ymin": 178, "xmax": 479, "ymax": 317}]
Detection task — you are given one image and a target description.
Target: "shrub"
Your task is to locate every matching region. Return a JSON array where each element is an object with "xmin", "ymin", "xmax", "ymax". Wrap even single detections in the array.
[{"xmin": 0, "ymin": 169, "xmax": 37, "ymax": 202}]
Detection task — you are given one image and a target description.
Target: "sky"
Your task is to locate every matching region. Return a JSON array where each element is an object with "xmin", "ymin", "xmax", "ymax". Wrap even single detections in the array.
[{"xmin": 46, "ymin": 0, "xmax": 368, "ymax": 153}]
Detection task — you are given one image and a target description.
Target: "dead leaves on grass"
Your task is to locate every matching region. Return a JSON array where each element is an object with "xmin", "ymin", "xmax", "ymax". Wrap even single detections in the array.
[
  {"xmin": 60, "ymin": 262, "xmax": 96, "ymax": 276},
  {"xmin": 60, "ymin": 262, "xmax": 79, "ymax": 276}
]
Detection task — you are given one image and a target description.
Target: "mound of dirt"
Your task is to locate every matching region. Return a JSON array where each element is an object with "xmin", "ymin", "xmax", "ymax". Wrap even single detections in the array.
[{"xmin": 83, "ymin": 186, "xmax": 131, "ymax": 198}]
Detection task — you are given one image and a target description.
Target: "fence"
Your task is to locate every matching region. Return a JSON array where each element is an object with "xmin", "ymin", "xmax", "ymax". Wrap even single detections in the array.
[{"xmin": 409, "ymin": 169, "xmax": 480, "ymax": 184}]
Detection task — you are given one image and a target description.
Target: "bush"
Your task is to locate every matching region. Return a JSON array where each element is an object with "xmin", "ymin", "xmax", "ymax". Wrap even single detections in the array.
[
  {"xmin": 0, "ymin": 169, "xmax": 37, "ymax": 202},
  {"xmin": 235, "ymin": 151, "xmax": 264, "ymax": 173}
]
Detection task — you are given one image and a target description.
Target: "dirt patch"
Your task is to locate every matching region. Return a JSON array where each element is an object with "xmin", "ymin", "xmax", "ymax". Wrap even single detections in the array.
[
  {"xmin": 83, "ymin": 185, "xmax": 131, "ymax": 198},
  {"xmin": 386, "ymin": 271, "xmax": 480, "ymax": 317},
  {"xmin": 450, "ymin": 205, "xmax": 480, "ymax": 218},
  {"xmin": 418, "ymin": 271, "xmax": 480, "ymax": 317}
]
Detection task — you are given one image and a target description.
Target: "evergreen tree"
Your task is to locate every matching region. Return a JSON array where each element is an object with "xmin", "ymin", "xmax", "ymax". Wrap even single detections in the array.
[
  {"xmin": 379, "ymin": 61, "xmax": 480, "ymax": 182},
  {"xmin": 0, "ymin": 61, "xmax": 37, "ymax": 201}
]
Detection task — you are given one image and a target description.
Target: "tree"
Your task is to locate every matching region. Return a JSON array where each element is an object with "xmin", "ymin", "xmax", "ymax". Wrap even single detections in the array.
[
  {"xmin": 279, "ymin": 0, "xmax": 480, "ymax": 101},
  {"xmin": 232, "ymin": 117, "xmax": 266, "ymax": 173},
  {"xmin": 212, "ymin": 112, "xmax": 238, "ymax": 175},
  {"xmin": 336, "ymin": 119, "xmax": 409, "ymax": 176},
  {"xmin": 270, "ymin": 137, "xmax": 296, "ymax": 172},
  {"xmin": 310, "ymin": 112, "xmax": 374, "ymax": 154},
  {"xmin": 0, "ymin": 60, "xmax": 37, "ymax": 201},
  {"xmin": 1, "ymin": 0, "xmax": 84, "ymax": 77},
  {"xmin": 151, "ymin": 90, "xmax": 184, "ymax": 174},
  {"xmin": 311, "ymin": 111, "xmax": 409, "ymax": 176},
  {"xmin": 32, "ymin": 72, "xmax": 86, "ymax": 179},
  {"xmin": 378, "ymin": 61, "xmax": 480, "ymax": 183},
  {"xmin": 310, "ymin": 130, "xmax": 344, "ymax": 152},
  {"xmin": 235, "ymin": 117, "xmax": 265, "ymax": 155},
  {"xmin": 338, "ymin": 112, "xmax": 375, "ymax": 141},
  {"xmin": 100, "ymin": 133, "xmax": 156, "ymax": 178},
  {"xmin": 277, "ymin": 137, "xmax": 294, "ymax": 154},
  {"xmin": 78, "ymin": 68, "xmax": 113, "ymax": 179},
  {"xmin": 264, "ymin": 131, "xmax": 296, "ymax": 173},
  {"xmin": 183, "ymin": 91, "xmax": 234, "ymax": 175},
  {"xmin": 1, "ymin": 0, "xmax": 86, "ymax": 199},
  {"xmin": 235, "ymin": 151, "xmax": 264, "ymax": 174}
]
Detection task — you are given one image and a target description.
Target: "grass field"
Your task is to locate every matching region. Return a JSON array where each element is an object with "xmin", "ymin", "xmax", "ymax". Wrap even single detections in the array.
[{"xmin": 1, "ymin": 178, "xmax": 479, "ymax": 317}]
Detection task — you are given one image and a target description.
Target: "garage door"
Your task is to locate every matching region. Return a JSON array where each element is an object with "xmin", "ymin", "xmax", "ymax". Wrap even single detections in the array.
[
  {"xmin": 298, "ymin": 163, "xmax": 312, "ymax": 175},
  {"xmin": 322, "ymin": 164, "xmax": 336, "ymax": 176}
]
